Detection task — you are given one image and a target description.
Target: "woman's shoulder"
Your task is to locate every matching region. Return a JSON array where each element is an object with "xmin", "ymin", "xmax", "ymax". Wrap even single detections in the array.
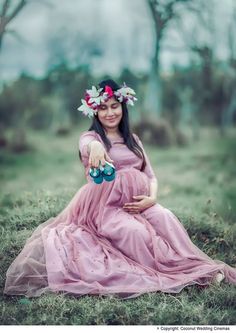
[
  {"xmin": 132, "ymin": 132, "xmax": 144, "ymax": 149},
  {"xmin": 80, "ymin": 129, "xmax": 95, "ymax": 136},
  {"xmin": 79, "ymin": 130, "xmax": 103, "ymax": 146},
  {"xmin": 79, "ymin": 130, "xmax": 103, "ymax": 153},
  {"xmin": 80, "ymin": 130, "xmax": 99, "ymax": 139},
  {"xmin": 132, "ymin": 132, "xmax": 140, "ymax": 142}
]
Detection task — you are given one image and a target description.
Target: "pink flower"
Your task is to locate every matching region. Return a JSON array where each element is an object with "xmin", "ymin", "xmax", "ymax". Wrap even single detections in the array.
[
  {"xmin": 85, "ymin": 93, "xmax": 99, "ymax": 109},
  {"xmin": 104, "ymin": 85, "xmax": 113, "ymax": 97},
  {"xmin": 85, "ymin": 94, "xmax": 93, "ymax": 106}
]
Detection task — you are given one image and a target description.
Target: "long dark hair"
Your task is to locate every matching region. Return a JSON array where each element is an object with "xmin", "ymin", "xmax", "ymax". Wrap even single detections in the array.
[{"xmin": 78, "ymin": 79, "xmax": 146, "ymax": 171}]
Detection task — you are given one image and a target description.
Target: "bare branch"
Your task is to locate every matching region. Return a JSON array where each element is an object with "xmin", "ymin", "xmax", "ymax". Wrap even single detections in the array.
[
  {"xmin": 7, "ymin": 0, "xmax": 27, "ymax": 24},
  {"xmin": 147, "ymin": 0, "xmax": 192, "ymax": 35},
  {"xmin": 0, "ymin": 0, "xmax": 28, "ymax": 51},
  {"xmin": 5, "ymin": 28, "xmax": 28, "ymax": 43},
  {"xmin": 1, "ymin": 0, "xmax": 11, "ymax": 17}
]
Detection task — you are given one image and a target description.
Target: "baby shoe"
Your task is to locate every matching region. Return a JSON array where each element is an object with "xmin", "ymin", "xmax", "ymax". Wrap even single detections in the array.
[
  {"xmin": 89, "ymin": 167, "xmax": 104, "ymax": 184},
  {"xmin": 101, "ymin": 161, "xmax": 116, "ymax": 182}
]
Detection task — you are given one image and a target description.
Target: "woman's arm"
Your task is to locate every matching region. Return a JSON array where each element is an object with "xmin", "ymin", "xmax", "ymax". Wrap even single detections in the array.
[
  {"xmin": 88, "ymin": 141, "xmax": 113, "ymax": 168},
  {"xmin": 149, "ymin": 178, "xmax": 158, "ymax": 202},
  {"xmin": 123, "ymin": 179, "xmax": 158, "ymax": 213},
  {"xmin": 133, "ymin": 133, "xmax": 158, "ymax": 197},
  {"xmin": 87, "ymin": 140, "xmax": 102, "ymax": 154}
]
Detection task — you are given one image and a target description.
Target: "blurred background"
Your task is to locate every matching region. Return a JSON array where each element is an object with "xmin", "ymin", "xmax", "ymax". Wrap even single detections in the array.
[
  {"xmin": 0, "ymin": 0, "xmax": 236, "ymax": 148},
  {"xmin": 0, "ymin": 0, "xmax": 236, "ymax": 201}
]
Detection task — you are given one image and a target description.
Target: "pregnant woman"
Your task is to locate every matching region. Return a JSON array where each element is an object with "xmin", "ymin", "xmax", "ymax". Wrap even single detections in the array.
[{"xmin": 4, "ymin": 79, "xmax": 236, "ymax": 299}]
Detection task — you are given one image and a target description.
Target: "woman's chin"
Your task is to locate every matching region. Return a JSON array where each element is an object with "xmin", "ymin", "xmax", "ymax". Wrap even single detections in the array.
[{"xmin": 105, "ymin": 123, "xmax": 119, "ymax": 128}]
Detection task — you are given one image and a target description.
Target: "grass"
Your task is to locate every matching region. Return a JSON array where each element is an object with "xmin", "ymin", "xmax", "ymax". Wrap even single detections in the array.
[{"xmin": 0, "ymin": 126, "xmax": 236, "ymax": 325}]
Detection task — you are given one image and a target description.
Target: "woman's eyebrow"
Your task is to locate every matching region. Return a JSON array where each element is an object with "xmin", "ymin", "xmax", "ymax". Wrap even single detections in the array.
[{"xmin": 100, "ymin": 102, "xmax": 118, "ymax": 107}]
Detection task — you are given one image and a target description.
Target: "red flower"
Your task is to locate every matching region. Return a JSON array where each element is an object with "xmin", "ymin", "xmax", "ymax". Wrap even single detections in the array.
[
  {"xmin": 85, "ymin": 93, "xmax": 93, "ymax": 106},
  {"xmin": 104, "ymin": 85, "xmax": 113, "ymax": 97}
]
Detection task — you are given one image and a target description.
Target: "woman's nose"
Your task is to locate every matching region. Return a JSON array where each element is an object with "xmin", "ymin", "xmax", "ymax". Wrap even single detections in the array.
[{"xmin": 106, "ymin": 108, "xmax": 114, "ymax": 115}]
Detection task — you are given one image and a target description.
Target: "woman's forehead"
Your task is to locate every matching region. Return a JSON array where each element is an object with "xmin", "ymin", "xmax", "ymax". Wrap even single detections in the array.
[{"xmin": 100, "ymin": 96, "xmax": 119, "ymax": 106}]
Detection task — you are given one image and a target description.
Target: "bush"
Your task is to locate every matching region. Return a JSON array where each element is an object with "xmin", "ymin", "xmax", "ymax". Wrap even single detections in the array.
[{"xmin": 132, "ymin": 118, "xmax": 188, "ymax": 147}]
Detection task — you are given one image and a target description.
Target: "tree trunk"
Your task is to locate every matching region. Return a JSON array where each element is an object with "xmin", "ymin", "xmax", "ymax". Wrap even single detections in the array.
[
  {"xmin": 220, "ymin": 88, "xmax": 236, "ymax": 136},
  {"xmin": 144, "ymin": 41, "xmax": 161, "ymax": 119}
]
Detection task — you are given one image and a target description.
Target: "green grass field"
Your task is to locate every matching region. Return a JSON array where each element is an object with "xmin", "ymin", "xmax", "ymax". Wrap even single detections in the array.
[{"xmin": 0, "ymin": 126, "xmax": 236, "ymax": 325}]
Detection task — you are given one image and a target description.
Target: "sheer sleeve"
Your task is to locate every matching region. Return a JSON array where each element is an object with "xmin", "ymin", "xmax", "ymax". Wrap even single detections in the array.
[
  {"xmin": 79, "ymin": 130, "xmax": 100, "ymax": 168},
  {"xmin": 133, "ymin": 133, "xmax": 157, "ymax": 181}
]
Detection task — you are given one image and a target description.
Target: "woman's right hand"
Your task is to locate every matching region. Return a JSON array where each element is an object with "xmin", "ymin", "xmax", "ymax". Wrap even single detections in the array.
[{"xmin": 88, "ymin": 141, "xmax": 114, "ymax": 168}]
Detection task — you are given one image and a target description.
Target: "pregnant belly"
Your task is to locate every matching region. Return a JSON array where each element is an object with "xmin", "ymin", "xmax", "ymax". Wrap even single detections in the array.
[{"xmin": 106, "ymin": 167, "xmax": 150, "ymax": 206}]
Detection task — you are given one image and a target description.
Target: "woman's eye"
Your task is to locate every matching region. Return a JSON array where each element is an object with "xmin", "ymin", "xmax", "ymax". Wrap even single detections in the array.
[{"xmin": 99, "ymin": 103, "xmax": 119, "ymax": 110}]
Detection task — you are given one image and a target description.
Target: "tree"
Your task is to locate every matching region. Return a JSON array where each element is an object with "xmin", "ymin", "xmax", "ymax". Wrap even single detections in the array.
[
  {"xmin": 145, "ymin": 0, "xmax": 192, "ymax": 118},
  {"xmin": 0, "ymin": 0, "xmax": 27, "ymax": 51},
  {"xmin": 221, "ymin": 3, "xmax": 236, "ymax": 135}
]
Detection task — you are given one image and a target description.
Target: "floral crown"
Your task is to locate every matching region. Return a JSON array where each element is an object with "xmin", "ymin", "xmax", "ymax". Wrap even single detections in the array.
[{"xmin": 77, "ymin": 82, "xmax": 137, "ymax": 118}]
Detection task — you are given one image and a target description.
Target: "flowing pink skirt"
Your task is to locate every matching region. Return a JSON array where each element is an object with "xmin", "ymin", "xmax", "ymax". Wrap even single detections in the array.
[{"xmin": 4, "ymin": 167, "xmax": 236, "ymax": 299}]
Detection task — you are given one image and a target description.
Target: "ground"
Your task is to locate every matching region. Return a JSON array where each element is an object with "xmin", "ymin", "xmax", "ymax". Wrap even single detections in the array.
[{"xmin": 0, "ymin": 126, "xmax": 235, "ymax": 325}]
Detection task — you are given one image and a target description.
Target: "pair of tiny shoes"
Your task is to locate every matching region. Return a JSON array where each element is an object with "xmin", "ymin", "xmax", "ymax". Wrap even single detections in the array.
[
  {"xmin": 212, "ymin": 271, "xmax": 225, "ymax": 285},
  {"xmin": 89, "ymin": 161, "xmax": 116, "ymax": 184}
]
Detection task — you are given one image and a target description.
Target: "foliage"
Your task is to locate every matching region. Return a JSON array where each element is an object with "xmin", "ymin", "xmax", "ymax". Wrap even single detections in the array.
[{"xmin": 0, "ymin": 62, "xmax": 235, "ymax": 136}]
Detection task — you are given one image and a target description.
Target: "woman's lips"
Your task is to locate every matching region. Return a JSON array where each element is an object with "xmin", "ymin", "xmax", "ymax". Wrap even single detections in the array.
[{"xmin": 106, "ymin": 118, "xmax": 116, "ymax": 122}]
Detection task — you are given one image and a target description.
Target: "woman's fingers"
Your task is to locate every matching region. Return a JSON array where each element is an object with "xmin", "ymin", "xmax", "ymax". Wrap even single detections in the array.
[
  {"xmin": 89, "ymin": 143, "xmax": 107, "ymax": 168},
  {"xmin": 89, "ymin": 156, "xmax": 102, "ymax": 168},
  {"xmin": 123, "ymin": 201, "xmax": 141, "ymax": 213},
  {"xmin": 126, "ymin": 209, "xmax": 140, "ymax": 214},
  {"xmin": 123, "ymin": 206, "xmax": 140, "ymax": 212},
  {"xmin": 91, "ymin": 158, "xmax": 113, "ymax": 168},
  {"xmin": 104, "ymin": 152, "xmax": 114, "ymax": 163},
  {"xmin": 123, "ymin": 203, "xmax": 139, "ymax": 208},
  {"xmin": 89, "ymin": 153, "xmax": 113, "ymax": 168},
  {"xmin": 94, "ymin": 159, "xmax": 100, "ymax": 168},
  {"xmin": 100, "ymin": 158, "xmax": 106, "ymax": 167},
  {"xmin": 89, "ymin": 143, "xmax": 114, "ymax": 168}
]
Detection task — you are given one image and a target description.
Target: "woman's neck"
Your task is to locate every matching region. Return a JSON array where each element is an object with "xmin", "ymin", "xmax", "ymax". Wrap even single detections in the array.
[{"xmin": 104, "ymin": 127, "xmax": 121, "ymax": 138}]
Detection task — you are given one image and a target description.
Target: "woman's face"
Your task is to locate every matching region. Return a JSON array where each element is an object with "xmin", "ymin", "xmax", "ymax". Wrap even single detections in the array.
[{"xmin": 96, "ymin": 96, "xmax": 122, "ymax": 132}]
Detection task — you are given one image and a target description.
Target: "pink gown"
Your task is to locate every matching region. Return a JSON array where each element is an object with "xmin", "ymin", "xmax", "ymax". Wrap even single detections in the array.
[{"xmin": 4, "ymin": 130, "xmax": 236, "ymax": 299}]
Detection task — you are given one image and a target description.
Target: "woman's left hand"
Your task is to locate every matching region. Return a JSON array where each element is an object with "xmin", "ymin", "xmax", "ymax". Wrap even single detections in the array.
[{"xmin": 123, "ymin": 195, "xmax": 156, "ymax": 214}]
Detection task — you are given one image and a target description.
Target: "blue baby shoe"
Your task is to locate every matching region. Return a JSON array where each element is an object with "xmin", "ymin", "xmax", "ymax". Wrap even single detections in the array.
[
  {"xmin": 101, "ymin": 162, "xmax": 116, "ymax": 182},
  {"xmin": 89, "ymin": 167, "xmax": 104, "ymax": 184}
]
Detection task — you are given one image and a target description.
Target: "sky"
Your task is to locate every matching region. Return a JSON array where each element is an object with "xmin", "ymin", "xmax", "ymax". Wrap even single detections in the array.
[{"xmin": 0, "ymin": 0, "xmax": 235, "ymax": 83}]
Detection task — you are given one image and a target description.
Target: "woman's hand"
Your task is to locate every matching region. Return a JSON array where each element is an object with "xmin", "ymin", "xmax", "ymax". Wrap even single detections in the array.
[
  {"xmin": 123, "ymin": 195, "xmax": 156, "ymax": 214},
  {"xmin": 88, "ymin": 141, "xmax": 113, "ymax": 168}
]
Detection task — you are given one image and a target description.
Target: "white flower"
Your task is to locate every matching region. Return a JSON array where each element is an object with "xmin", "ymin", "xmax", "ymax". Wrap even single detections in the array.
[
  {"xmin": 86, "ymin": 85, "xmax": 103, "ymax": 106},
  {"xmin": 115, "ymin": 86, "xmax": 136, "ymax": 97},
  {"xmin": 114, "ymin": 84, "xmax": 137, "ymax": 106},
  {"xmin": 101, "ymin": 92, "xmax": 110, "ymax": 102},
  {"xmin": 77, "ymin": 99, "xmax": 94, "ymax": 118},
  {"xmin": 116, "ymin": 95, "xmax": 124, "ymax": 103},
  {"xmin": 126, "ymin": 99, "xmax": 134, "ymax": 106},
  {"xmin": 86, "ymin": 85, "xmax": 103, "ymax": 97}
]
